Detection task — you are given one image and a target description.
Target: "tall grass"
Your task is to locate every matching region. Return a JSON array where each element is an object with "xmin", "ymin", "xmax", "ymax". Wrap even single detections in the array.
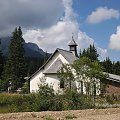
[{"xmin": 0, "ymin": 89, "xmax": 119, "ymax": 113}]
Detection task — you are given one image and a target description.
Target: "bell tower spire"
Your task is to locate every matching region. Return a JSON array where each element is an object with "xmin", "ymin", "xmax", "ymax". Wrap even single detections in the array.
[{"xmin": 68, "ymin": 35, "xmax": 78, "ymax": 57}]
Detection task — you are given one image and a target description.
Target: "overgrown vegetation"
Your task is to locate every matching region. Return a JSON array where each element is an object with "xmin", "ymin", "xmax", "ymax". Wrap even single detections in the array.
[
  {"xmin": 0, "ymin": 84, "xmax": 91, "ymax": 113},
  {"xmin": 0, "ymin": 84, "xmax": 120, "ymax": 113},
  {"xmin": 58, "ymin": 56, "xmax": 108, "ymax": 109}
]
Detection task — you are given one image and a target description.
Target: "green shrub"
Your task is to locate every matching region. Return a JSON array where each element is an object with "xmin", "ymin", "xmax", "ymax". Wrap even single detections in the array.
[
  {"xmin": 63, "ymin": 89, "xmax": 94, "ymax": 110},
  {"xmin": 38, "ymin": 84, "xmax": 54, "ymax": 99},
  {"xmin": 21, "ymin": 81, "xmax": 29, "ymax": 94},
  {"xmin": 106, "ymin": 95, "xmax": 114, "ymax": 104},
  {"xmin": 65, "ymin": 115, "xmax": 77, "ymax": 119},
  {"xmin": 30, "ymin": 84, "xmax": 55, "ymax": 111},
  {"xmin": 48, "ymin": 97, "xmax": 63, "ymax": 111}
]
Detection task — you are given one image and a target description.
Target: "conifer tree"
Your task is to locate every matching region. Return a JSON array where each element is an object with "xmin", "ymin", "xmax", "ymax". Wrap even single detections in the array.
[
  {"xmin": 80, "ymin": 44, "xmax": 99, "ymax": 61},
  {"xmin": 112, "ymin": 61, "xmax": 120, "ymax": 75},
  {"xmin": 102, "ymin": 57, "xmax": 113, "ymax": 73},
  {"xmin": 3, "ymin": 27, "xmax": 26, "ymax": 91},
  {"xmin": 79, "ymin": 49, "xmax": 82, "ymax": 57},
  {"xmin": 0, "ymin": 39, "xmax": 4, "ymax": 79},
  {"xmin": 80, "ymin": 49, "xmax": 87, "ymax": 57},
  {"xmin": 43, "ymin": 51, "xmax": 49, "ymax": 63}
]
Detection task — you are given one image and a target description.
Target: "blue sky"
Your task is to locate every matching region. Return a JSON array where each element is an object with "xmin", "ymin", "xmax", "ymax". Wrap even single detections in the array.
[
  {"xmin": 0, "ymin": 0, "xmax": 120, "ymax": 61},
  {"xmin": 72, "ymin": 0, "xmax": 120, "ymax": 61}
]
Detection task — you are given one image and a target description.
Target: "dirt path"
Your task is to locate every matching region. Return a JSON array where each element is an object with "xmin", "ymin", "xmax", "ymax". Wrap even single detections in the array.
[{"xmin": 0, "ymin": 108, "xmax": 120, "ymax": 120}]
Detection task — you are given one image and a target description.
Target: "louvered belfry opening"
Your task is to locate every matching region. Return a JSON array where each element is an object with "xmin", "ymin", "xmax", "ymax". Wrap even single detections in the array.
[{"xmin": 68, "ymin": 36, "xmax": 78, "ymax": 57}]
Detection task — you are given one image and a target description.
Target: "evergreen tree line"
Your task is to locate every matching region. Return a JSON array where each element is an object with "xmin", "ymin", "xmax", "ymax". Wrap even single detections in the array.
[
  {"xmin": 79, "ymin": 44, "xmax": 120, "ymax": 75},
  {"xmin": 101, "ymin": 57, "xmax": 120, "ymax": 75},
  {"xmin": 80, "ymin": 44, "xmax": 99, "ymax": 61},
  {"xmin": 0, "ymin": 27, "xmax": 47, "ymax": 92}
]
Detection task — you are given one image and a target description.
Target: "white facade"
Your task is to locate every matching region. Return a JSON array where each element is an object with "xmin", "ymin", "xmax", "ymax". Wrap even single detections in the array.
[{"xmin": 30, "ymin": 50, "xmax": 69, "ymax": 93}]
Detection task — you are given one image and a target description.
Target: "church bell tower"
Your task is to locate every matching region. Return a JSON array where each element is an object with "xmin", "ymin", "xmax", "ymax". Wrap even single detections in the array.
[{"xmin": 68, "ymin": 36, "xmax": 78, "ymax": 57}]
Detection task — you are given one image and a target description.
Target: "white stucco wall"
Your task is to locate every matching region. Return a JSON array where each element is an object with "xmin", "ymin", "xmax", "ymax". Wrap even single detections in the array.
[
  {"xmin": 45, "ymin": 74, "xmax": 62, "ymax": 93},
  {"xmin": 30, "ymin": 51, "xmax": 68, "ymax": 93},
  {"xmin": 30, "ymin": 71, "xmax": 44, "ymax": 92}
]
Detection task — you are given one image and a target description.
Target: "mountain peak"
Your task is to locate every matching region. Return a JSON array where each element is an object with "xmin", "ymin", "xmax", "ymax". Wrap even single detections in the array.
[{"xmin": 1, "ymin": 37, "xmax": 49, "ymax": 58}]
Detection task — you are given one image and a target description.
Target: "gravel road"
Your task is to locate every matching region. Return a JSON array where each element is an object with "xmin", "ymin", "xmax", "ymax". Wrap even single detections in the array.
[{"xmin": 0, "ymin": 108, "xmax": 120, "ymax": 120}]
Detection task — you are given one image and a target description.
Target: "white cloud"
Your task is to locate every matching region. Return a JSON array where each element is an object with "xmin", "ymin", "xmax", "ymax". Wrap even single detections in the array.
[
  {"xmin": 77, "ymin": 32, "xmax": 108, "ymax": 60},
  {"xmin": 23, "ymin": 0, "xmax": 79, "ymax": 52},
  {"xmin": 109, "ymin": 26, "xmax": 120, "ymax": 50},
  {"xmin": 23, "ymin": 21, "xmax": 79, "ymax": 52},
  {"xmin": 23, "ymin": 0, "xmax": 108, "ymax": 61},
  {"xmin": 77, "ymin": 32, "xmax": 94, "ymax": 49},
  {"xmin": 87, "ymin": 7, "xmax": 120, "ymax": 24},
  {"xmin": 97, "ymin": 47, "xmax": 108, "ymax": 61},
  {"xmin": 62, "ymin": 0, "xmax": 76, "ymax": 21}
]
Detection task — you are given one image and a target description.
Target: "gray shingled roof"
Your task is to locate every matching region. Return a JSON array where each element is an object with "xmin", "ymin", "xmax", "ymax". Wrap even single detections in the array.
[
  {"xmin": 29, "ymin": 48, "xmax": 78, "ymax": 79},
  {"xmin": 68, "ymin": 39, "xmax": 78, "ymax": 46},
  {"xmin": 107, "ymin": 73, "xmax": 120, "ymax": 83},
  {"xmin": 43, "ymin": 49, "xmax": 78, "ymax": 74},
  {"xmin": 57, "ymin": 48, "xmax": 78, "ymax": 64},
  {"xmin": 44, "ymin": 58, "xmax": 63, "ymax": 74}
]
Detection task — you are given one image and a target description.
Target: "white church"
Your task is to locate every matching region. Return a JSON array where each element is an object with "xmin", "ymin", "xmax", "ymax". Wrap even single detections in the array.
[{"xmin": 29, "ymin": 37, "xmax": 82, "ymax": 93}]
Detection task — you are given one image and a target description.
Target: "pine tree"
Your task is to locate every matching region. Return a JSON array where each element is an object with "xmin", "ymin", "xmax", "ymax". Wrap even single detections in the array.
[
  {"xmin": 3, "ymin": 27, "xmax": 26, "ymax": 91},
  {"xmin": 79, "ymin": 49, "xmax": 82, "ymax": 57},
  {"xmin": 102, "ymin": 57, "xmax": 113, "ymax": 73},
  {"xmin": 80, "ymin": 44, "xmax": 99, "ymax": 61},
  {"xmin": 87, "ymin": 44, "xmax": 99, "ymax": 61},
  {"xmin": 113, "ymin": 61, "xmax": 120, "ymax": 75},
  {"xmin": 0, "ymin": 39, "xmax": 4, "ymax": 79},
  {"xmin": 43, "ymin": 51, "xmax": 49, "ymax": 63},
  {"xmin": 80, "ymin": 49, "xmax": 87, "ymax": 57}
]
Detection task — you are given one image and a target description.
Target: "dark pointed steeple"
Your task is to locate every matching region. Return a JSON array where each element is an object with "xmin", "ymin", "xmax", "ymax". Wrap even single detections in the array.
[{"xmin": 68, "ymin": 36, "xmax": 78, "ymax": 57}]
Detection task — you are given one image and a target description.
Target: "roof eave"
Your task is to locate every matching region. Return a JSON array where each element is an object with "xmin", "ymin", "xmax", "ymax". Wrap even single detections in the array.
[{"xmin": 29, "ymin": 49, "xmax": 60, "ymax": 80}]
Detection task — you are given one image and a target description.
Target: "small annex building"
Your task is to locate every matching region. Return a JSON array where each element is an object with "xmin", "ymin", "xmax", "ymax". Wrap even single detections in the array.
[
  {"xmin": 30, "ymin": 38, "xmax": 120, "ymax": 95},
  {"xmin": 103, "ymin": 73, "xmax": 120, "ymax": 95}
]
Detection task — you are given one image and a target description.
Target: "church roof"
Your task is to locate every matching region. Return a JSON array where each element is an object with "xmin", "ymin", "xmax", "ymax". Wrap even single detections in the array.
[
  {"xmin": 107, "ymin": 73, "xmax": 120, "ymax": 83},
  {"xmin": 68, "ymin": 38, "xmax": 78, "ymax": 46},
  {"xmin": 43, "ymin": 49, "xmax": 78, "ymax": 74},
  {"xmin": 57, "ymin": 48, "xmax": 78, "ymax": 64},
  {"xmin": 43, "ymin": 58, "xmax": 63, "ymax": 74},
  {"xmin": 29, "ymin": 48, "xmax": 78, "ymax": 79}
]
